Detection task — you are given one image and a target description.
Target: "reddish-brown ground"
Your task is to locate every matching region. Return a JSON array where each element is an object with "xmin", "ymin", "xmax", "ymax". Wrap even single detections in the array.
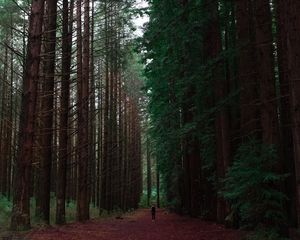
[{"xmin": 27, "ymin": 209, "xmax": 242, "ymax": 240}]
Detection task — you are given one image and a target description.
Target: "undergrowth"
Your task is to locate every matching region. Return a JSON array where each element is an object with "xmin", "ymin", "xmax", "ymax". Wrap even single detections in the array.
[
  {"xmin": 222, "ymin": 139, "xmax": 289, "ymax": 239},
  {"xmin": 139, "ymin": 189, "xmax": 167, "ymax": 208},
  {"xmin": 0, "ymin": 195, "xmax": 12, "ymax": 229},
  {"xmin": 0, "ymin": 194, "xmax": 109, "ymax": 231},
  {"xmin": 245, "ymin": 228, "xmax": 289, "ymax": 240}
]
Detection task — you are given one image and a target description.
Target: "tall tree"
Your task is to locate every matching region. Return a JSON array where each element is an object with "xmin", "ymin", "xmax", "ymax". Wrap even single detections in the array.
[
  {"xmin": 11, "ymin": 0, "xmax": 45, "ymax": 230},
  {"xmin": 253, "ymin": 0, "xmax": 279, "ymax": 145},
  {"xmin": 205, "ymin": 0, "xmax": 230, "ymax": 223},
  {"xmin": 236, "ymin": 0, "xmax": 259, "ymax": 139},
  {"xmin": 146, "ymin": 136, "xmax": 151, "ymax": 206},
  {"xmin": 285, "ymin": 0, "xmax": 300, "ymax": 228},
  {"xmin": 56, "ymin": 0, "xmax": 74, "ymax": 225},
  {"xmin": 0, "ymin": 36, "xmax": 9, "ymax": 197},
  {"xmin": 37, "ymin": 0, "xmax": 58, "ymax": 224},
  {"xmin": 276, "ymin": 0, "xmax": 297, "ymax": 226},
  {"xmin": 89, "ymin": 0, "xmax": 96, "ymax": 206},
  {"xmin": 101, "ymin": 0, "xmax": 110, "ymax": 211},
  {"xmin": 77, "ymin": 0, "xmax": 90, "ymax": 221}
]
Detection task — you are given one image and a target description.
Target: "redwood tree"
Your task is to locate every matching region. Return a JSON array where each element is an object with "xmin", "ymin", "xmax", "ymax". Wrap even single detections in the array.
[
  {"xmin": 236, "ymin": 0, "xmax": 259, "ymax": 139},
  {"xmin": 285, "ymin": 0, "xmax": 300, "ymax": 228},
  {"xmin": 253, "ymin": 0, "xmax": 279, "ymax": 145},
  {"xmin": 206, "ymin": 0, "xmax": 230, "ymax": 223},
  {"xmin": 77, "ymin": 0, "xmax": 90, "ymax": 221},
  {"xmin": 37, "ymin": 0, "xmax": 58, "ymax": 224},
  {"xmin": 56, "ymin": 0, "xmax": 74, "ymax": 225},
  {"xmin": 11, "ymin": 0, "xmax": 45, "ymax": 230},
  {"xmin": 276, "ymin": 0, "xmax": 297, "ymax": 226}
]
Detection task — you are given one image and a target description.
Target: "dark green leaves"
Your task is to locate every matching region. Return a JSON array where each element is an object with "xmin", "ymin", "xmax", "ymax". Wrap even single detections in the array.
[{"xmin": 222, "ymin": 139, "xmax": 288, "ymax": 231}]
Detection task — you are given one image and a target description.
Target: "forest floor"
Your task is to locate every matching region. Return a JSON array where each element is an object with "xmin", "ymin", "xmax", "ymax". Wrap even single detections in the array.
[{"xmin": 22, "ymin": 209, "xmax": 243, "ymax": 240}]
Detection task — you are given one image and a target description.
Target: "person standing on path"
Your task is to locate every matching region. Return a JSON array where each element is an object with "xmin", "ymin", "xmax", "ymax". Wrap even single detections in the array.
[{"xmin": 151, "ymin": 205, "xmax": 156, "ymax": 221}]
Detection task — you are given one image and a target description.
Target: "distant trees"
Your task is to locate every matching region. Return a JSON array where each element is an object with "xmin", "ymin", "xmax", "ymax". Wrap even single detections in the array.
[
  {"xmin": 0, "ymin": 0, "xmax": 143, "ymax": 231},
  {"xmin": 0, "ymin": 1, "xmax": 22, "ymax": 200}
]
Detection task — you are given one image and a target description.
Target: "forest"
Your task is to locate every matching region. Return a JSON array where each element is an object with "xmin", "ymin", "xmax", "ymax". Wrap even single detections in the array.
[{"xmin": 0, "ymin": 0, "xmax": 300, "ymax": 240}]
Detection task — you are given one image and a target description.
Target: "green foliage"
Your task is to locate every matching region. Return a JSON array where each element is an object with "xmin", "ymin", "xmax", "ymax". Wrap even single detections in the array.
[
  {"xmin": 0, "ymin": 196, "xmax": 12, "ymax": 228},
  {"xmin": 0, "ymin": 0, "xmax": 26, "ymax": 35},
  {"xmin": 99, "ymin": 208, "xmax": 126, "ymax": 219},
  {"xmin": 222, "ymin": 139, "xmax": 288, "ymax": 232},
  {"xmin": 138, "ymin": 193, "xmax": 148, "ymax": 208},
  {"xmin": 142, "ymin": 0, "xmax": 290, "ymax": 231},
  {"xmin": 64, "ymin": 201, "xmax": 98, "ymax": 222},
  {"xmin": 0, "ymin": 195, "xmax": 108, "ymax": 231},
  {"xmin": 246, "ymin": 228, "xmax": 289, "ymax": 240},
  {"xmin": 139, "ymin": 189, "xmax": 167, "ymax": 208},
  {"xmin": 142, "ymin": 0, "xmax": 216, "ymax": 212}
]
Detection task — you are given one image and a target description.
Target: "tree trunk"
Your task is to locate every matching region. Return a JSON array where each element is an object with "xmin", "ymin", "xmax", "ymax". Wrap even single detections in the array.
[
  {"xmin": 56, "ymin": 0, "xmax": 74, "ymax": 225},
  {"xmin": 1, "ymin": 37, "xmax": 9, "ymax": 196},
  {"xmin": 77, "ymin": 0, "xmax": 90, "ymax": 221},
  {"xmin": 253, "ymin": 0, "xmax": 279, "ymax": 145},
  {"xmin": 8, "ymin": 19, "xmax": 14, "ymax": 199},
  {"xmin": 146, "ymin": 137, "xmax": 151, "ymax": 206},
  {"xmin": 11, "ymin": 0, "xmax": 45, "ymax": 230},
  {"xmin": 206, "ymin": 0, "xmax": 230, "ymax": 223},
  {"xmin": 37, "ymin": 0, "xmax": 58, "ymax": 224},
  {"xmin": 89, "ymin": 0, "xmax": 96, "ymax": 207},
  {"xmin": 156, "ymin": 159, "xmax": 160, "ymax": 209},
  {"xmin": 276, "ymin": 0, "xmax": 297, "ymax": 227},
  {"xmin": 101, "ymin": 0, "xmax": 109, "ymax": 211},
  {"xmin": 286, "ymin": 0, "xmax": 300, "ymax": 228},
  {"xmin": 236, "ymin": 0, "xmax": 260, "ymax": 139}
]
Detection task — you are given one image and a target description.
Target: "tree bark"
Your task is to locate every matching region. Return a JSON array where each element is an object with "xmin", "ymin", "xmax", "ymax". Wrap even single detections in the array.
[
  {"xmin": 156, "ymin": 158, "xmax": 160, "ymax": 209},
  {"xmin": 101, "ymin": 0, "xmax": 109, "ymax": 211},
  {"xmin": 236, "ymin": 0, "xmax": 260, "ymax": 139},
  {"xmin": 11, "ymin": 0, "xmax": 45, "ymax": 230},
  {"xmin": 56, "ymin": 0, "xmax": 74, "ymax": 225},
  {"xmin": 253, "ymin": 0, "xmax": 279, "ymax": 145},
  {"xmin": 37, "ymin": 0, "xmax": 58, "ymax": 224},
  {"xmin": 146, "ymin": 137, "xmax": 151, "ymax": 206},
  {"xmin": 276, "ymin": 0, "xmax": 297, "ymax": 227},
  {"xmin": 89, "ymin": 0, "xmax": 96, "ymax": 207},
  {"xmin": 286, "ymin": 0, "xmax": 300, "ymax": 228},
  {"xmin": 206, "ymin": 0, "xmax": 230, "ymax": 223},
  {"xmin": 77, "ymin": 0, "xmax": 90, "ymax": 221},
  {"xmin": 0, "ymin": 37, "xmax": 9, "ymax": 196}
]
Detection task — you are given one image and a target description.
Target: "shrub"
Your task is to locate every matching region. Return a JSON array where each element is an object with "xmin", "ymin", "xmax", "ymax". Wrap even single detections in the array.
[
  {"xmin": 246, "ymin": 228, "xmax": 289, "ymax": 240},
  {"xmin": 222, "ymin": 139, "xmax": 288, "ymax": 233},
  {"xmin": 0, "ymin": 196, "xmax": 12, "ymax": 228}
]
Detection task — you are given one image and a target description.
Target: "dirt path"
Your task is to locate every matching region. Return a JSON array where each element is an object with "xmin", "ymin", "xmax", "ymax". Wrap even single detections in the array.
[{"xmin": 27, "ymin": 209, "xmax": 242, "ymax": 240}]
